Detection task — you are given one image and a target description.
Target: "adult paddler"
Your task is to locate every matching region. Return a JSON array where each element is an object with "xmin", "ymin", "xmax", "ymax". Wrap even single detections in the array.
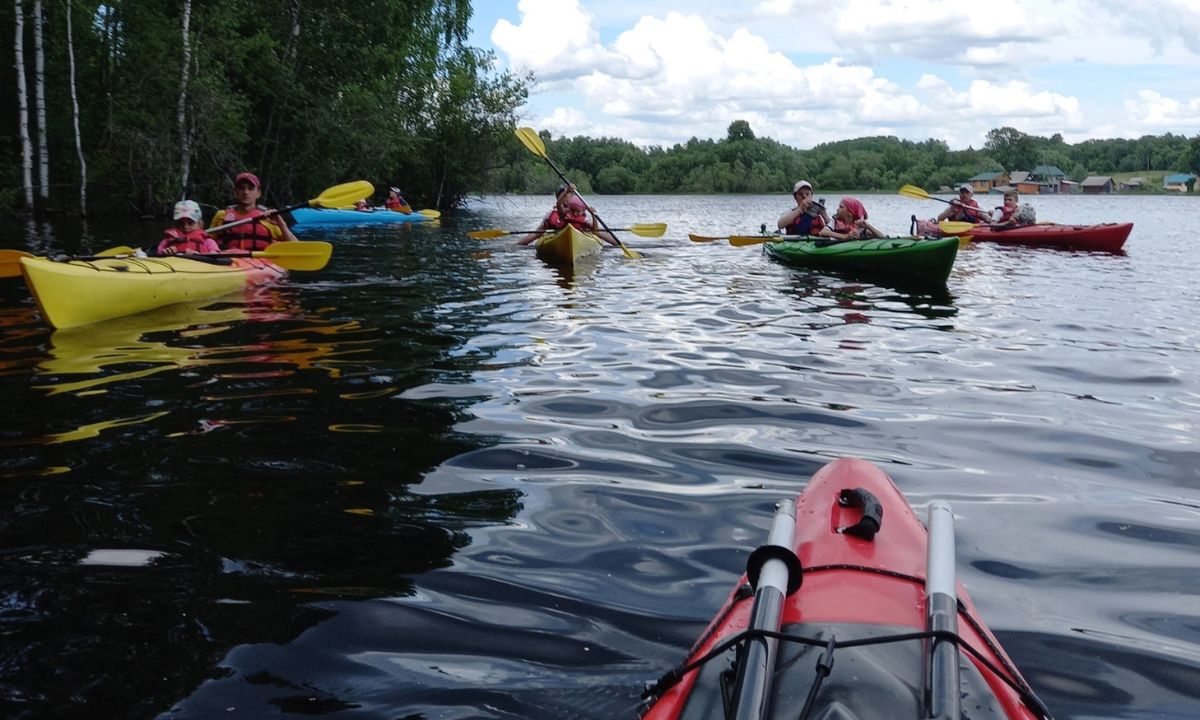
[{"xmin": 209, "ymin": 172, "xmax": 298, "ymax": 251}]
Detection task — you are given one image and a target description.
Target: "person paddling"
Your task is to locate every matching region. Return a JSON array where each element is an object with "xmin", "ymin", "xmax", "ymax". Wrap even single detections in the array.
[
  {"xmin": 209, "ymin": 172, "xmax": 298, "ymax": 251},
  {"xmin": 937, "ymin": 184, "xmax": 990, "ymax": 224},
  {"xmin": 777, "ymin": 180, "xmax": 830, "ymax": 236},
  {"xmin": 385, "ymin": 187, "xmax": 412, "ymax": 213},
  {"xmin": 156, "ymin": 200, "xmax": 220, "ymax": 256},
  {"xmin": 519, "ymin": 184, "xmax": 618, "ymax": 247}
]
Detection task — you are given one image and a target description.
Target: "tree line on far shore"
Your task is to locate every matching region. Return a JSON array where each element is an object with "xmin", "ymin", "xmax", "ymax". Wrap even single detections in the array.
[{"xmin": 486, "ymin": 121, "xmax": 1200, "ymax": 196}]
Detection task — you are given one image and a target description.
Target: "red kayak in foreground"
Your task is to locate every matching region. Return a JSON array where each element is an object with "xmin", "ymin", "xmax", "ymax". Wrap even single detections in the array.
[
  {"xmin": 953, "ymin": 222, "xmax": 1132, "ymax": 252},
  {"xmin": 641, "ymin": 457, "xmax": 1052, "ymax": 720}
]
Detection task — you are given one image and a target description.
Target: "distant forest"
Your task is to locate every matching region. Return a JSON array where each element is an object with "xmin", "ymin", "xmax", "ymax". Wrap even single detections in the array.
[{"xmin": 487, "ymin": 121, "xmax": 1200, "ymax": 195}]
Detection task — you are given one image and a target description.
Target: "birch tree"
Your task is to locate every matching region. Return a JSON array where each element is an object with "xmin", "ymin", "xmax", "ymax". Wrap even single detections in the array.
[
  {"xmin": 14, "ymin": 0, "xmax": 35, "ymax": 209},
  {"xmin": 65, "ymin": 0, "xmax": 87, "ymax": 214},
  {"xmin": 33, "ymin": 0, "xmax": 49, "ymax": 202},
  {"xmin": 176, "ymin": 0, "xmax": 193, "ymax": 196}
]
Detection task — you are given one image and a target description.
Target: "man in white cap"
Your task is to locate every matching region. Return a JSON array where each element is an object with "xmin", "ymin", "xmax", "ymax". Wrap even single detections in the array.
[
  {"xmin": 937, "ymin": 184, "xmax": 990, "ymax": 223},
  {"xmin": 778, "ymin": 180, "xmax": 831, "ymax": 235}
]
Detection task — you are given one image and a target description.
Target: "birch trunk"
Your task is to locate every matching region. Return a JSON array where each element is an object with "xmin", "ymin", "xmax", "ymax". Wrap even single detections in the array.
[
  {"xmin": 176, "ymin": 0, "xmax": 193, "ymax": 196},
  {"xmin": 65, "ymin": 0, "xmax": 87, "ymax": 214},
  {"xmin": 33, "ymin": 0, "xmax": 49, "ymax": 202},
  {"xmin": 14, "ymin": 0, "xmax": 35, "ymax": 209}
]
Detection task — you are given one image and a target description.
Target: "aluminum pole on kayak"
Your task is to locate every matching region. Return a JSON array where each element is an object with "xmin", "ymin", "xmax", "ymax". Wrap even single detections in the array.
[
  {"xmin": 731, "ymin": 498, "xmax": 802, "ymax": 720},
  {"xmin": 925, "ymin": 500, "xmax": 961, "ymax": 720}
]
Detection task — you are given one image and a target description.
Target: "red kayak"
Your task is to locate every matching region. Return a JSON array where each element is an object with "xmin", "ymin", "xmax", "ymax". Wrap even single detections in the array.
[
  {"xmin": 954, "ymin": 223, "xmax": 1131, "ymax": 252},
  {"xmin": 641, "ymin": 457, "xmax": 1051, "ymax": 720}
]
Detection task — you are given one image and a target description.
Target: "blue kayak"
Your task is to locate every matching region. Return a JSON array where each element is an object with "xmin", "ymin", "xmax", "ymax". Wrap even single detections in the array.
[{"xmin": 289, "ymin": 207, "xmax": 433, "ymax": 228}]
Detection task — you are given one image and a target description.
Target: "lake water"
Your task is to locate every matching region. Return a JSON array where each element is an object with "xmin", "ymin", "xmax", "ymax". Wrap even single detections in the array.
[{"xmin": 1, "ymin": 192, "xmax": 1198, "ymax": 719}]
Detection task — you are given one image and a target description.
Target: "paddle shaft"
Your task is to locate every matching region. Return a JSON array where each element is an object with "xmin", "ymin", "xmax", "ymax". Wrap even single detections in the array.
[
  {"xmin": 532, "ymin": 149, "xmax": 634, "ymax": 255},
  {"xmin": 925, "ymin": 501, "xmax": 961, "ymax": 720},
  {"xmin": 730, "ymin": 499, "xmax": 797, "ymax": 720}
]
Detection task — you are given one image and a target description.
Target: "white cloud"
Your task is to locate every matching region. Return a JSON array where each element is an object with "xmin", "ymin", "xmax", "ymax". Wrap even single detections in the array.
[
  {"xmin": 487, "ymin": 1, "xmax": 1200, "ymax": 148},
  {"xmin": 1125, "ymin": 90, "xmax": 1200, "ymax": 128}
]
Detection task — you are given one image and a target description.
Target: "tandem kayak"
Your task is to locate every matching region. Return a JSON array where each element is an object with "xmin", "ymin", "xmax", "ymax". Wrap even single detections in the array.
[
  {"xmin": 641, "ymin": 457, "xmax": 1052, "ymax": 720},
  {"xmin": 289, "ymin": 207, "xmax": 433, "ymax": 228},
  {"xmin": 20, "ymin": 254, "xmax": 287, "ymax": 329},
  {"xmin": 763, "ymin": 236, "xmax": 959, "ymax": 285},
  {"xmin": 945, "ymin": 222, "xmax": 1132, "ymax": 252},
  {"xmin": 534, "ymin": 224, "xmax": 605, "ymax": 267}
]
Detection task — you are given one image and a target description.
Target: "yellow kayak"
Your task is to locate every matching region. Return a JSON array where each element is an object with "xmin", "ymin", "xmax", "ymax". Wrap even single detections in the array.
[
  {"xmin": 20, "ymin": 254, "xmax": 287, "ymax": 330},
  {"xmin": 534, "ymin": 225, "xmax": 604, "ymax": 267}
]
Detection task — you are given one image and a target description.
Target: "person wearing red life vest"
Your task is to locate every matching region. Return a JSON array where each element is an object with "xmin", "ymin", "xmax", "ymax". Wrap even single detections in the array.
[
  {"xmin": 777, "ymin": 180, "xmax": 831, "ymax": 236},
  {"xmin": 384, "ymin": 187, "xmax": 412, "ymax": 213},
  {"xmin": 209, "ymin": 172, "xmax": 297, "ymax": 251},
  {"xmin": 156, "ymin": 200, "xmax": 221, "ymax": 256},
  {"xmin": 820, "ymin": 197, "xmax": 885, "ymax": 241},
  {"xmin": 937, "ymin": 184, "xmax": 991, "ymax": 224},
  {"xmin": 518, "ymin": 184, "xmax": 619, "ymax": 246}
]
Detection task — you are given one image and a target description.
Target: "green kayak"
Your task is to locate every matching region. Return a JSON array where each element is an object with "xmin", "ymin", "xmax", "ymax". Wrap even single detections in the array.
[{"xmin": 762, "ymin": 235, "xmax": 959, "ymax": 285}]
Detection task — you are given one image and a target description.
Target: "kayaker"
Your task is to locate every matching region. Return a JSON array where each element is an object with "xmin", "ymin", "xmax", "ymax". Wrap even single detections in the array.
[
  {"xmin": 937, "ymin": 184, "xmax": 990, "ymax": 224},
  {"xmin": 385, "ymin": 187, "xmax": 412, "ymax": 213},
  {"xmin": 777, "ymin": 180, "xmax": 830, "ymax": 235},
  {"xmin": 156, "ymin": 200, "xmax": 221, "ymax": 256},
  {"xmin": 819, "ymin": 197, "xmax": 884, "ymax": 241},
  {"xmin": 209, "ymin": 172, "xmax": 298, "ymax": 251},
  {"xmin": 990, "ymin": 190, "xmax": 1020, "ymax": 227},
  {"xmin": 518, "ymin": 184, "xmax": 619, "ymax": 247}
]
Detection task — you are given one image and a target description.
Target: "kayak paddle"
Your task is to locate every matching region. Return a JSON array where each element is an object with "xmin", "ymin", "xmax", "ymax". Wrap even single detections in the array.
[
  {"xmin": 0, "ymin": 241, "xmax": 333, "ymax": 276},
  {"xmin": 208, "ymin": 180, "xmax": 374, "ymax": 234},
  {"xmin": 514, "ymin": 127, "xmax": 642, "ymax": 260},
  {"xmin": 0, "ymin": 245, "xmax": 141, "ymax": 277},
  {"xmin": 938, "ymin": 220, "xmax": 976, "ymax": 234},
  {"xmin": 469, "ymin": 222, "xmax": 666, "ymax": 240}
]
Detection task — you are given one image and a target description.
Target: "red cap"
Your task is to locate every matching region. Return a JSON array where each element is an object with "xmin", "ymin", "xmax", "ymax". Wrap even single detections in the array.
[{"xmin": 234, "ymin": 172, "xmax": 260, "ymax": 189}]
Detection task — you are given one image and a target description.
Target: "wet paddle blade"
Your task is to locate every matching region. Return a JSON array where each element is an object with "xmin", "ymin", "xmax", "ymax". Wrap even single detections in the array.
[
  {"xmin": 898, "ymin": 184, "xmax": 933, "ymax": 201},
  {"xmin": 253, "ymin": 241, "xmax": 333, "ymax": 271}
]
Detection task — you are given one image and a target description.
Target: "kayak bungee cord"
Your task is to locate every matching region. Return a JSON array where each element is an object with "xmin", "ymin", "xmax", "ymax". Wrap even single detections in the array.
[{"xmin": 641, "ymin": 624, "xmax": 1053, "ymax": 720}]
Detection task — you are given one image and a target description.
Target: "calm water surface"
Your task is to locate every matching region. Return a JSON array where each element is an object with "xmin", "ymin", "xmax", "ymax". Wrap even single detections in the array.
[{"xmin": 1, "ymin": 193, "xmax": 1198, "ymax": 719}]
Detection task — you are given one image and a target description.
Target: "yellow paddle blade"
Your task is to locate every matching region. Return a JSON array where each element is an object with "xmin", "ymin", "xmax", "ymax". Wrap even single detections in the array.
[
  {"xmin": 253, "ymin": 241, "xmax": 333, "ymax": 271},
  {"xmin": 688, "ymin": 234, "xmax": 724, "ymax": 243},
  {"xmin": 0, "ymin": 249, "xmax": 34, "ymax": 278},
  {"xmin": 515, "ymin": 127, "xmax": 548, "ymax": 159},
  {"xmin": 467, "ymin": 229, "xmax": 510, "ymax": 239},
  {"xmin": 418, "ymin": 209, "xmax": 441, "ymax": 219},
  {"xmin": 628, "ymin": 222, "xmax": 666, "ymax": 238},
  {"xmin": 619, "ymin": 244, "xmax": 643, "ymax": 260},
  {"xmin": 938, "ymin": 220, "xmax": 975, "ymax": 235},
  {"xmin": 898, "ymin": 184, "xmax": 933, "ymax": 201},
  {"xmin": 729, "ymin": 236, "xmax": 782, "ymax": 247},
  {"xmin": 310, "ymin": 180, "xmax": 374, "ymax": 209}
]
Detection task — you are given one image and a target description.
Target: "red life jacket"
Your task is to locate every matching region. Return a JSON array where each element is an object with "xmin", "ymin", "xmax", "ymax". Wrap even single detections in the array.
[
  {"xmin": 949, "ymin": 199, "xmax": 984, "ymax": 222},
  {"xmin": 158, "ymin": 228, "xmax": 217, "ymax": 255},
  {"xmin": 786, "ymin": 213, "xmax": 825, "ymax": 236},
  {"xmin": 219, "ymin": 206, "xmax": 276, "ymax": 251},
  {"xmin": 547, "ymin": 208, "xmax": 589, "ymax": 231},
  {"xmin": 385, "ymin": 196, "xmax": 409, "ymax": 212}
]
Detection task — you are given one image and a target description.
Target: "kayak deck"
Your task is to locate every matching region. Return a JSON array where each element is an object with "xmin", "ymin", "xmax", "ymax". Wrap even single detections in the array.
[
  {"xmin": 534, "ymin": 225, "xmax": 605, "ymax": 267},
  {"xmin": 20, "ymin": 254, "xmax": 286, "ymax": 329},
  {"xmin": 764, "ymin": 235, "xmax": 959, "ymax": 285},
  {"xmin": 966, "ymin": 222, "xmax": 1132, "ymax": 252},
  {"xmin": 289, "ymin": 207, "xmax": 432, "ymax": 227},
  {"xmin": 642, "ymin": 458, "xmax": 1048, "ymax": 720}
]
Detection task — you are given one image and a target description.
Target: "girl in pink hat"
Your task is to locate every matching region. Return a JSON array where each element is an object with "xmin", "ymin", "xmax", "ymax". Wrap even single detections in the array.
[{"xmin": 820, "ymin": 197, "xmax": 884, "ymax": 241}]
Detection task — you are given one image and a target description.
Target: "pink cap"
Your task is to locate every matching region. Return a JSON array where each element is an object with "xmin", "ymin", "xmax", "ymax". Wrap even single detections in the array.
[{"xmin": 234, "ymin": 172, "xmax": 260, "ymax": 189}]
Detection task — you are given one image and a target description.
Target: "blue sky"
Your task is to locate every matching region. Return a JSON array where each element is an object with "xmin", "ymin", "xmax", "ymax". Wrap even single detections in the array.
[{"xmin": 468, "ymin": 0, "xmax": 1200, "ymax": 150}]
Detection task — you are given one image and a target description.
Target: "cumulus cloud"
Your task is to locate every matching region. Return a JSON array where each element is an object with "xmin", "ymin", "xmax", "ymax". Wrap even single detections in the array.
[
  {"xmin": 488, "ymin": 0, "xmax": 1200, "ymax": 148},
  {"xmin": 1125, "ymin": 90, "xmax": 1200, "ymax": 128}
]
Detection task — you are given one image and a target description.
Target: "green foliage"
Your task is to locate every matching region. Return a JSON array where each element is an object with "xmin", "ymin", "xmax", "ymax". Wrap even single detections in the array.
[
  {"xmin": 0, "ymin": 0, "xmax": 528, "ymax": 214},
  {"xmin": 490, "ymin": 120, "xmax": 1199, "ymax": 195}
]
